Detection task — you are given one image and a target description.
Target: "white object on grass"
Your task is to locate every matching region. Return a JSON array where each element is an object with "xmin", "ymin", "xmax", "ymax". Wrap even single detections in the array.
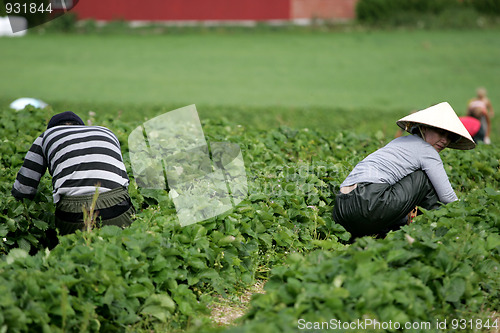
[{"xmin": 10, "ymin": 98, "xmax": 48, "ymax": 111}]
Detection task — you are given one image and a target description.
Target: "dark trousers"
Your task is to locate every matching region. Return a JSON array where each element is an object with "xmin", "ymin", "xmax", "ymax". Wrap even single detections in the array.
[
  {"xmin": 55, "ymin": 187, "xmax": 135, "ymax": 235},
  {"xmin": 473, "ymin": 123, "xmax": 486, "ymax": 142},
  {"xmin": 332, "ymin": 170, "xmax": 440, "ymax": 238}
]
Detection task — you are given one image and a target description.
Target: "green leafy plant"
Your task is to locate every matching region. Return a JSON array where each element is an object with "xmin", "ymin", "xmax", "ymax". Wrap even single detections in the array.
[
  {"xmin": 224, "ymin": 188, "xmax": 500, "ymax": 332},
  {"xmin": 1, "ymin": 104, "xmax": 499, "ymax": 332}
]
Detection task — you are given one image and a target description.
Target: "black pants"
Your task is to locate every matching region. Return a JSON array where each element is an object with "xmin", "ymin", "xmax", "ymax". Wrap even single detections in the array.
[
  {"xmin": 332, "ymin": 170, "xmax": 440, "ymax": 238},
  {"xmin": 473, "ymin": 123, "xmax": 486, "ymax": 142},
  {"xmin": 55, "ymin": 187, "xmax": 135, "ymax": 236}
]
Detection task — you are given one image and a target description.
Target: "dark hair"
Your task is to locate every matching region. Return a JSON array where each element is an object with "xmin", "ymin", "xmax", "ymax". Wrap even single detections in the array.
[
  {"xmin": 448, "ymin": 132, "xmax": 461, "ymax": 143},
  {"xmin": 412, "ymin": 124, "xmax": 460, "ymax": 143},
  {"xmin": 410, "ymin": 124, "xmax": 424, "ymax": 137},
  {"xmin": 59, "ymin": 120, "xmax": 82, "ymax": 126}
]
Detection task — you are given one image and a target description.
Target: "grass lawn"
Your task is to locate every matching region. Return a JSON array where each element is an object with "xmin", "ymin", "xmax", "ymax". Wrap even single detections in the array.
[{"xmin": 1, "ymin": 28, "xmax": 499, "ymax": 136}]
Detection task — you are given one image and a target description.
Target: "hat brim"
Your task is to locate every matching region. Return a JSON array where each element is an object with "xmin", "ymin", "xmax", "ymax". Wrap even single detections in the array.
[{"xmin": 396, "ymin": 102, "xmax": 476, "ymax": 150}]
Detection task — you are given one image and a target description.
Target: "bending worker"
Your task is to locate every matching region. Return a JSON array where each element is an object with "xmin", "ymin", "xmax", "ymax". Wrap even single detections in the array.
[
  {"xmin": 12, "ymin": 111, "xmax": 135, "ymax": 235},
  {"xmin": 333, "ymin": 102, "xmax": 475, "ymax": 239}
]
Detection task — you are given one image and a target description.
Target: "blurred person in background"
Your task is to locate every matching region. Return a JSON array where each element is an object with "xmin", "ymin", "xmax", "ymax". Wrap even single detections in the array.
[
  {"xmin": 12, "ymin": 111, "xmax": 135, "ymax": 236},
  {"xmin": 459, "ymin": 115, "xmax": 481, "ymax": 141},
  {"xmin": 467, "ymin": 87, "xmax": 494, "ymax": 144}
]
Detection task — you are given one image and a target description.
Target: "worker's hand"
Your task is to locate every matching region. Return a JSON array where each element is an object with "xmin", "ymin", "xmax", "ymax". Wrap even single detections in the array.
[{"xmin": 484, "ymin": 136, "xmax": 491, "ymax": 144}]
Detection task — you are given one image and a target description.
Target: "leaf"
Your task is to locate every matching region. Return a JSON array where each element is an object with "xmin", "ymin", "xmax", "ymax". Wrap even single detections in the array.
[
  {"xmin": 127, "ymin": 284, "xmax": 151, "ymax": 298},
  {"xmin": 218, "ymin": 235, "xmax": 236, "ymax": 247},
  {"xmin": 258, "ymin": 233, "xmax": 272, "ymax": 247},
  {"xmin": 386, "ymin": 248, "xmax": 419, "ymax": 265},
  {"xmin": 11, "ymin": 203, "xmax": 25, "ymax": 216},
  {"xmin": 0, "ymin": 223, "xmax": 8, "ymax": 237},
  {"xmin": 141, "ymin": 305, "xmax": 169, "ymax": 322},
  {"xmin": 486, "ymin": 234, "xmax": 500, "ymax": 250},
  {"xmin": 17, "ymin": 238, "xmax": 31, "ymax": 252},
  {"xmin": 443, "ymin": 277, "xmax": 466, "ymax": 303},
  {"xmin": 102, "ymin": 286, "xmax": 115, "ymax": 305},
  {"xmin": 32, "ymin": 219, "xmax": 49, "ymax": 231},
  {"xmin": 141, "ymin": 293, "xmax": 176, "ymax": 319},
  {"xmin": 5, "ymin": 248, "xmax": 29, "ymax": 265},
  {"xmin": 100, "ymin": 225, "xmax": 123, "ymax": 237},
  {"xmin": 311, "ymin": 239, "xmax": 340, "ymax": 250},
  {"xmin": 187, "ymin": 256, "xmax": 206, "ymax": 270}
]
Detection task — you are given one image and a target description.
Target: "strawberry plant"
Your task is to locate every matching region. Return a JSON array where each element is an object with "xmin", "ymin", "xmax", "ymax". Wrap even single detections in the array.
[
  {"xmin": 221, "ymin": 188, "xmax": 499, "ymax": 332},
  {"xmin": 1, "ymin": 104, "xmax": 499, "ymax": 332}
]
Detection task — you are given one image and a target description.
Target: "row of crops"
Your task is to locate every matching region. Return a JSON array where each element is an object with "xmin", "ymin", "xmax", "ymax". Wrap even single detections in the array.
[{"xmin": 1, "ymin": 106, "xmax": 499, "ymax": 332}]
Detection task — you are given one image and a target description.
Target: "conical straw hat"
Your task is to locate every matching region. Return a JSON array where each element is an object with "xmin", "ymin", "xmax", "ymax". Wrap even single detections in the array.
[{"xmin": 396, "ymin": 102, "xmax": 476, "ymax": 150}]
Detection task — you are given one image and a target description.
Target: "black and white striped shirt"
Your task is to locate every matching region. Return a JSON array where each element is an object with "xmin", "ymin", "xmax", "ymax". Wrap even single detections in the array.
[{"xmin": 12, "ymin": 125, "xmax": 130, "ymax": 203}]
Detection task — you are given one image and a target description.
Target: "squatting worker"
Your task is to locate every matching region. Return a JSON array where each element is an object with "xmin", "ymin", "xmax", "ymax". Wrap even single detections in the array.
[
  {"xmin": 12, "ymin": 111, "xmax": 135, "ymax": 235},
  {"xmin": 333, "ymin": 102, "xmax": 475, "ymax": 239}
]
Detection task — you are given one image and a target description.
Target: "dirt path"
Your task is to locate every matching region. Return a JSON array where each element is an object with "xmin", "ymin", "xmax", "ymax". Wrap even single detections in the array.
[{"xmin": 209, "ymin": 280, "xmax": 266, "ymax": 326}]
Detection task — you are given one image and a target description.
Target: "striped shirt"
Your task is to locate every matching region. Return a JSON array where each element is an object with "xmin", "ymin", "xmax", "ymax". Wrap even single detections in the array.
[{"xmin": 12, "ymin": 125, "xmax": 130, "ymax": 203}]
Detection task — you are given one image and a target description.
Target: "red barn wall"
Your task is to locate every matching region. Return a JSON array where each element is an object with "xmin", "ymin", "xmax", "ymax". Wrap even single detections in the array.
[
  {"xmin": 71, "ymin": 0, "xmax": 290, "ymax": 21},
  {"xmin": 70, "ymin": 0, "xmax": 358, "ymax": 22}
]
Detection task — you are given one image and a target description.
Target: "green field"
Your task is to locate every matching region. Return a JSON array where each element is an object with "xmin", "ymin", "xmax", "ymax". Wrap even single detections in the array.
[
  {"xmin": 1, "ymin": 104, "xmax": 499, "ymax": 332},
  {"xmin": 1, "ymin": 28, "xmax": 500, "ymax": 135},
  {"xmin": 1, "ymin": 27, "xmax": 500, "ymax": 332}
]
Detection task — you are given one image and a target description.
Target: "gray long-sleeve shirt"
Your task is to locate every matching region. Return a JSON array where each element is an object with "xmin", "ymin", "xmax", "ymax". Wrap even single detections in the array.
[{"xmin": 340, "ymin": 134, "xmax": 458, "ymax": 203}]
